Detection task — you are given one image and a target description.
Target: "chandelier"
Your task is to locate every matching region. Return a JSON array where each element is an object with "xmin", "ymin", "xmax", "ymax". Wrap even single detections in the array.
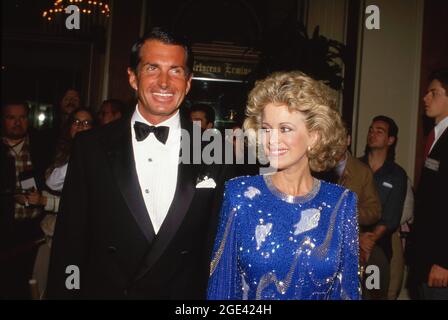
[{"xmin": 42, "ymin": 0, "xmax": 110, "ymax": 31}]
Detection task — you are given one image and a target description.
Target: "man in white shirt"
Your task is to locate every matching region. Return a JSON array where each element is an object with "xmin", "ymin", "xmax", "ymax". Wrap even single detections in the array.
[
  {"xmin": 411, "ymin": 69, "xmax": 448, "ymax": 299},
  {"xmin": 47, "ymin": 27, "xmax": 233, "ymax": 299}
]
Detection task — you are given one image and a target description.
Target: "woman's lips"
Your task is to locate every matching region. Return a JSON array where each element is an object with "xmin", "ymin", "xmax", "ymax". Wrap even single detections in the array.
[{"xmin": 268, "ymin": 148, "xmax": 288, "ymax": 157}]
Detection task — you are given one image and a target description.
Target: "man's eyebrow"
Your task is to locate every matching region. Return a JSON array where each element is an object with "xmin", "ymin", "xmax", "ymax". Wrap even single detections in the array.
[
  {"xmin": 141, "ymin": 62, "xmax": 157, "ymax": 67},
  {"xmin": 170, "ymin": 65, "xmax": 185, "ymax": 70},
  {"xmin": 140, "ymin": 63, "xmax": 185, "ymax": 70},
  {"xmin": 370, "ymin": 126, "xmax": 385, "ymax": 131}
]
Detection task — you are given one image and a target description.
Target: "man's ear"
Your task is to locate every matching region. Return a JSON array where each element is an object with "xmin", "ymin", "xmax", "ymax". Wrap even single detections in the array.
[
  {"xmin": 185, "ymin": 73, "xmax": 193, "ymax": 95},
  {"xmin": 388, "ymin": 136, "xmax": 396, "ymax": 147},
  {"xmin": 347, "ymin": 134, "xmax": 352, "ymax": 147},
  {"xmin": 127, "ymin": 68, "xmax": 138, "ymax": 91}
]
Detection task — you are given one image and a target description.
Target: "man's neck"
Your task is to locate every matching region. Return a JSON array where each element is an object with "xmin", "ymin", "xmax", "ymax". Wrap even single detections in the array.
[
  {"xmin": 368, "ymin": 148, "xmax": 388, "ymax": 172},
  {"xmin": 137, "ymin": 105, "xmax": 178, "ymax": 125},
  {"xmin": 3, "ymin": 136, "xmax": 25, "ymax": 147},
  {"xmin": 435, "ymin": 113, "xmax": 448, "ymax": 125}
]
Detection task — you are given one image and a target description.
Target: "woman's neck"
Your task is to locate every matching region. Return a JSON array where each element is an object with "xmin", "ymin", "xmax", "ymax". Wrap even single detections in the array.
[{"xmin": 271, "ymin": 162, "xmax": 314, "ymax": 197}]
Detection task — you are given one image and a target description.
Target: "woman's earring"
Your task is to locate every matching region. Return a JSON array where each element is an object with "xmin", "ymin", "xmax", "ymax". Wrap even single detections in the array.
[{"xmin": 307, "ymin": 145, "xmax": 311, "ymax": 152}]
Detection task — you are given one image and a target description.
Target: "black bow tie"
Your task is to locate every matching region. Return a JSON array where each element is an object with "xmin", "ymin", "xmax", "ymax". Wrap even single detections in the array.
[{"xmin": 133, "ymin": 121, "xmax": 170, "ymax": 144}]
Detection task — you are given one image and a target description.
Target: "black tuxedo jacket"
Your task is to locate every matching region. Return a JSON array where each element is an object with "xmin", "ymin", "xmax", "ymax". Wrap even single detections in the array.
[
  {"xmin": 412, "ymin": 127, "xmax": 448, "ymax": 280},
  {"xmin": 46, "ymin": 115, "xmax": 234, "ymax": 299}
]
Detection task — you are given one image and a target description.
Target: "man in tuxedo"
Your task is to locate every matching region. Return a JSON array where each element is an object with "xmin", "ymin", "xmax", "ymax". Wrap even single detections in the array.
[
  {"xmin": 46, "ymin": 27, "xmax": 232, "ymax": 299},
  {"xmin": 411, "ymin": 69, "xmax": 448, "ymax": 299}
]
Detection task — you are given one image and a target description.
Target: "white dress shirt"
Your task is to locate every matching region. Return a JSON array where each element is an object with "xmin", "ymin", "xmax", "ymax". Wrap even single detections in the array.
[
  {"xmin": 430, "ymin": 116, "xmax": 448, "ymax": 154},
  {"xmin": 131, "ymin": 106, "xmax": 180, "ymax": 234},
  {"xmin": 334, "ymin": 151, "xmax": 348, "ymax": 178},
  {"xmin": 46, "ymin": 163, "xmax": 68, "ymax": 192}
]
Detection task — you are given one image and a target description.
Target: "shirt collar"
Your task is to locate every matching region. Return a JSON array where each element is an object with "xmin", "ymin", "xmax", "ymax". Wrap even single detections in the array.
[
  {"xmin": 359, "ymin": 154, "xmax": 394, "ymax": 175},
  {"xmin": 435, "ymin": 116, "xmax": 448, "ymax": 141},
  {"xmin": 335, "ymin": 151, "xmax": 348, "ymax": 177},
  {"xmin": 2, "ymin": 136, "xmax": 27, "ymax": 153},
  {"xmin": 131, "ymin": 105, "xmax": 181, "ymax": 143}
]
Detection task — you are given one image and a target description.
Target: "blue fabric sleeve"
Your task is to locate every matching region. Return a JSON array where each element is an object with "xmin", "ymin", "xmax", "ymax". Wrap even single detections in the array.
[
  {"xmin": 329, "ymin": 190, "xmax": 361, "ymax": 300},
  {"xmin": 207, "ymin": 181, "xmax": 243, "ymax": 300}
]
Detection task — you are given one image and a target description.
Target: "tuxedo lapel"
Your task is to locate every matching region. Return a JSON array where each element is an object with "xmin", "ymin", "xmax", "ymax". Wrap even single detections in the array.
[
  {"xmin": 132, "ymin": 116, "xmax": 202, "ymax": 282},
  {"xmin": 102, "ymin": 119, "xmax": 155, "ymax": 244},
  {"xmin": 430, "ymin": 127, "xmax": 448, "ymax": 158}
]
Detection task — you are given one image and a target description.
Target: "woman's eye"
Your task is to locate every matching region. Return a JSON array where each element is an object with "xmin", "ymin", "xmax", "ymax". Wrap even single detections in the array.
[{"xmin": 280, "ymin": 127, "xmax": 291, "ymax": 133}]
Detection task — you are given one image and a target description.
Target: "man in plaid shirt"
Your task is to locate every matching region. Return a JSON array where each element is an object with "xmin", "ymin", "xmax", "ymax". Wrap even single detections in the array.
[{"xmin": 0, "ymin": 100, "xmax": 53, "ymax": 299}]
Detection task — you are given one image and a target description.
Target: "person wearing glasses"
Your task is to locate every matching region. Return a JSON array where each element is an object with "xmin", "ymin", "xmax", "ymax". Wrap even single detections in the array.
[
  {"xmin": 29, "ymin": 107, "xmax": 95, "ymax": 200},
  {"xmin": 24, "ymin": 107, "xmax": 94, "ymax": 298}
]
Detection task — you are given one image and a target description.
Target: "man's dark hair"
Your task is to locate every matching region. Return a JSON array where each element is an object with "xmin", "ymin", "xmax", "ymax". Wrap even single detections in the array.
[
  {"xmin": 129, "ymin": 27, "xmax": 194, "ymax": 76},
  {"xmin": 101, "ymin": 99, "xmax": 126, "ymax": 115},
  {"xmin": 429, "ymin": 69, "xmax": 448, "ymax": 94},
  {"xmin": 365, "ymin": 115, "xmax": 399, "ymax": 161},
  {"xmin": 341, "ymin": 121, "xmax": 351, "ymax": 153},
  {"xmin": 59, "ymin": 88, "xmax": 80, "ymax": 104},
  {"xmin": 1, "ymin": 99, "xmax": 30, "ymax": 118},
  {"xmin": 190, "ymin": 103, "xmax": 215, "ymax": 125}
]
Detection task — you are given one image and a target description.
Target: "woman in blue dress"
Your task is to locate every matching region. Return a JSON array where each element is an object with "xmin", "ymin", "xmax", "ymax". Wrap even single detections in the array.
[{"xmin": 207, "ymin": 71, "xmax": 360, "ymax": 300}]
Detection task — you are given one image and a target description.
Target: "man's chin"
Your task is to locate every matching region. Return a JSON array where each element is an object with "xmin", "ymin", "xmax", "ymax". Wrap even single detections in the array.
[
  {"xmin": 62, "ymin": 105, "xmax": 76, "ymax": 114},
  {"xmin": 151, "ymin": 106, "xmax": 180, "ymax": 117},
  {"xmin": 8, "ymin": 133, "xmax": 26, "ymax": 140}
]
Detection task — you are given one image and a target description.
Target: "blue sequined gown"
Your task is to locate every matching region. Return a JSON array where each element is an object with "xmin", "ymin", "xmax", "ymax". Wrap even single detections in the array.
[{"xmin": 207, "ymin": 175, "xmax": 360, "ymax": 300}]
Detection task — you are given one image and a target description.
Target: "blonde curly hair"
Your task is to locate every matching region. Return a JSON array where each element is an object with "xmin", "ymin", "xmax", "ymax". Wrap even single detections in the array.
[{"xmin": 244, "ymin": 71, "xmax": 347, "ymax": 172}]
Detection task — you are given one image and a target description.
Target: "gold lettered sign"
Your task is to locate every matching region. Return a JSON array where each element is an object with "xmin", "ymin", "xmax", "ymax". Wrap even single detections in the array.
[{"xmin": 193, "ymin": 61, "xmax": 254, "ymax": 81}]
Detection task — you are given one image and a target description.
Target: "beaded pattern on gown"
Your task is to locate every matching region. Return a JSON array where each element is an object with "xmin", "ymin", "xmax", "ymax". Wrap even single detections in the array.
[{"xmin": 207, "ymin": 174, "xmax": 360, "ymax": 300}]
